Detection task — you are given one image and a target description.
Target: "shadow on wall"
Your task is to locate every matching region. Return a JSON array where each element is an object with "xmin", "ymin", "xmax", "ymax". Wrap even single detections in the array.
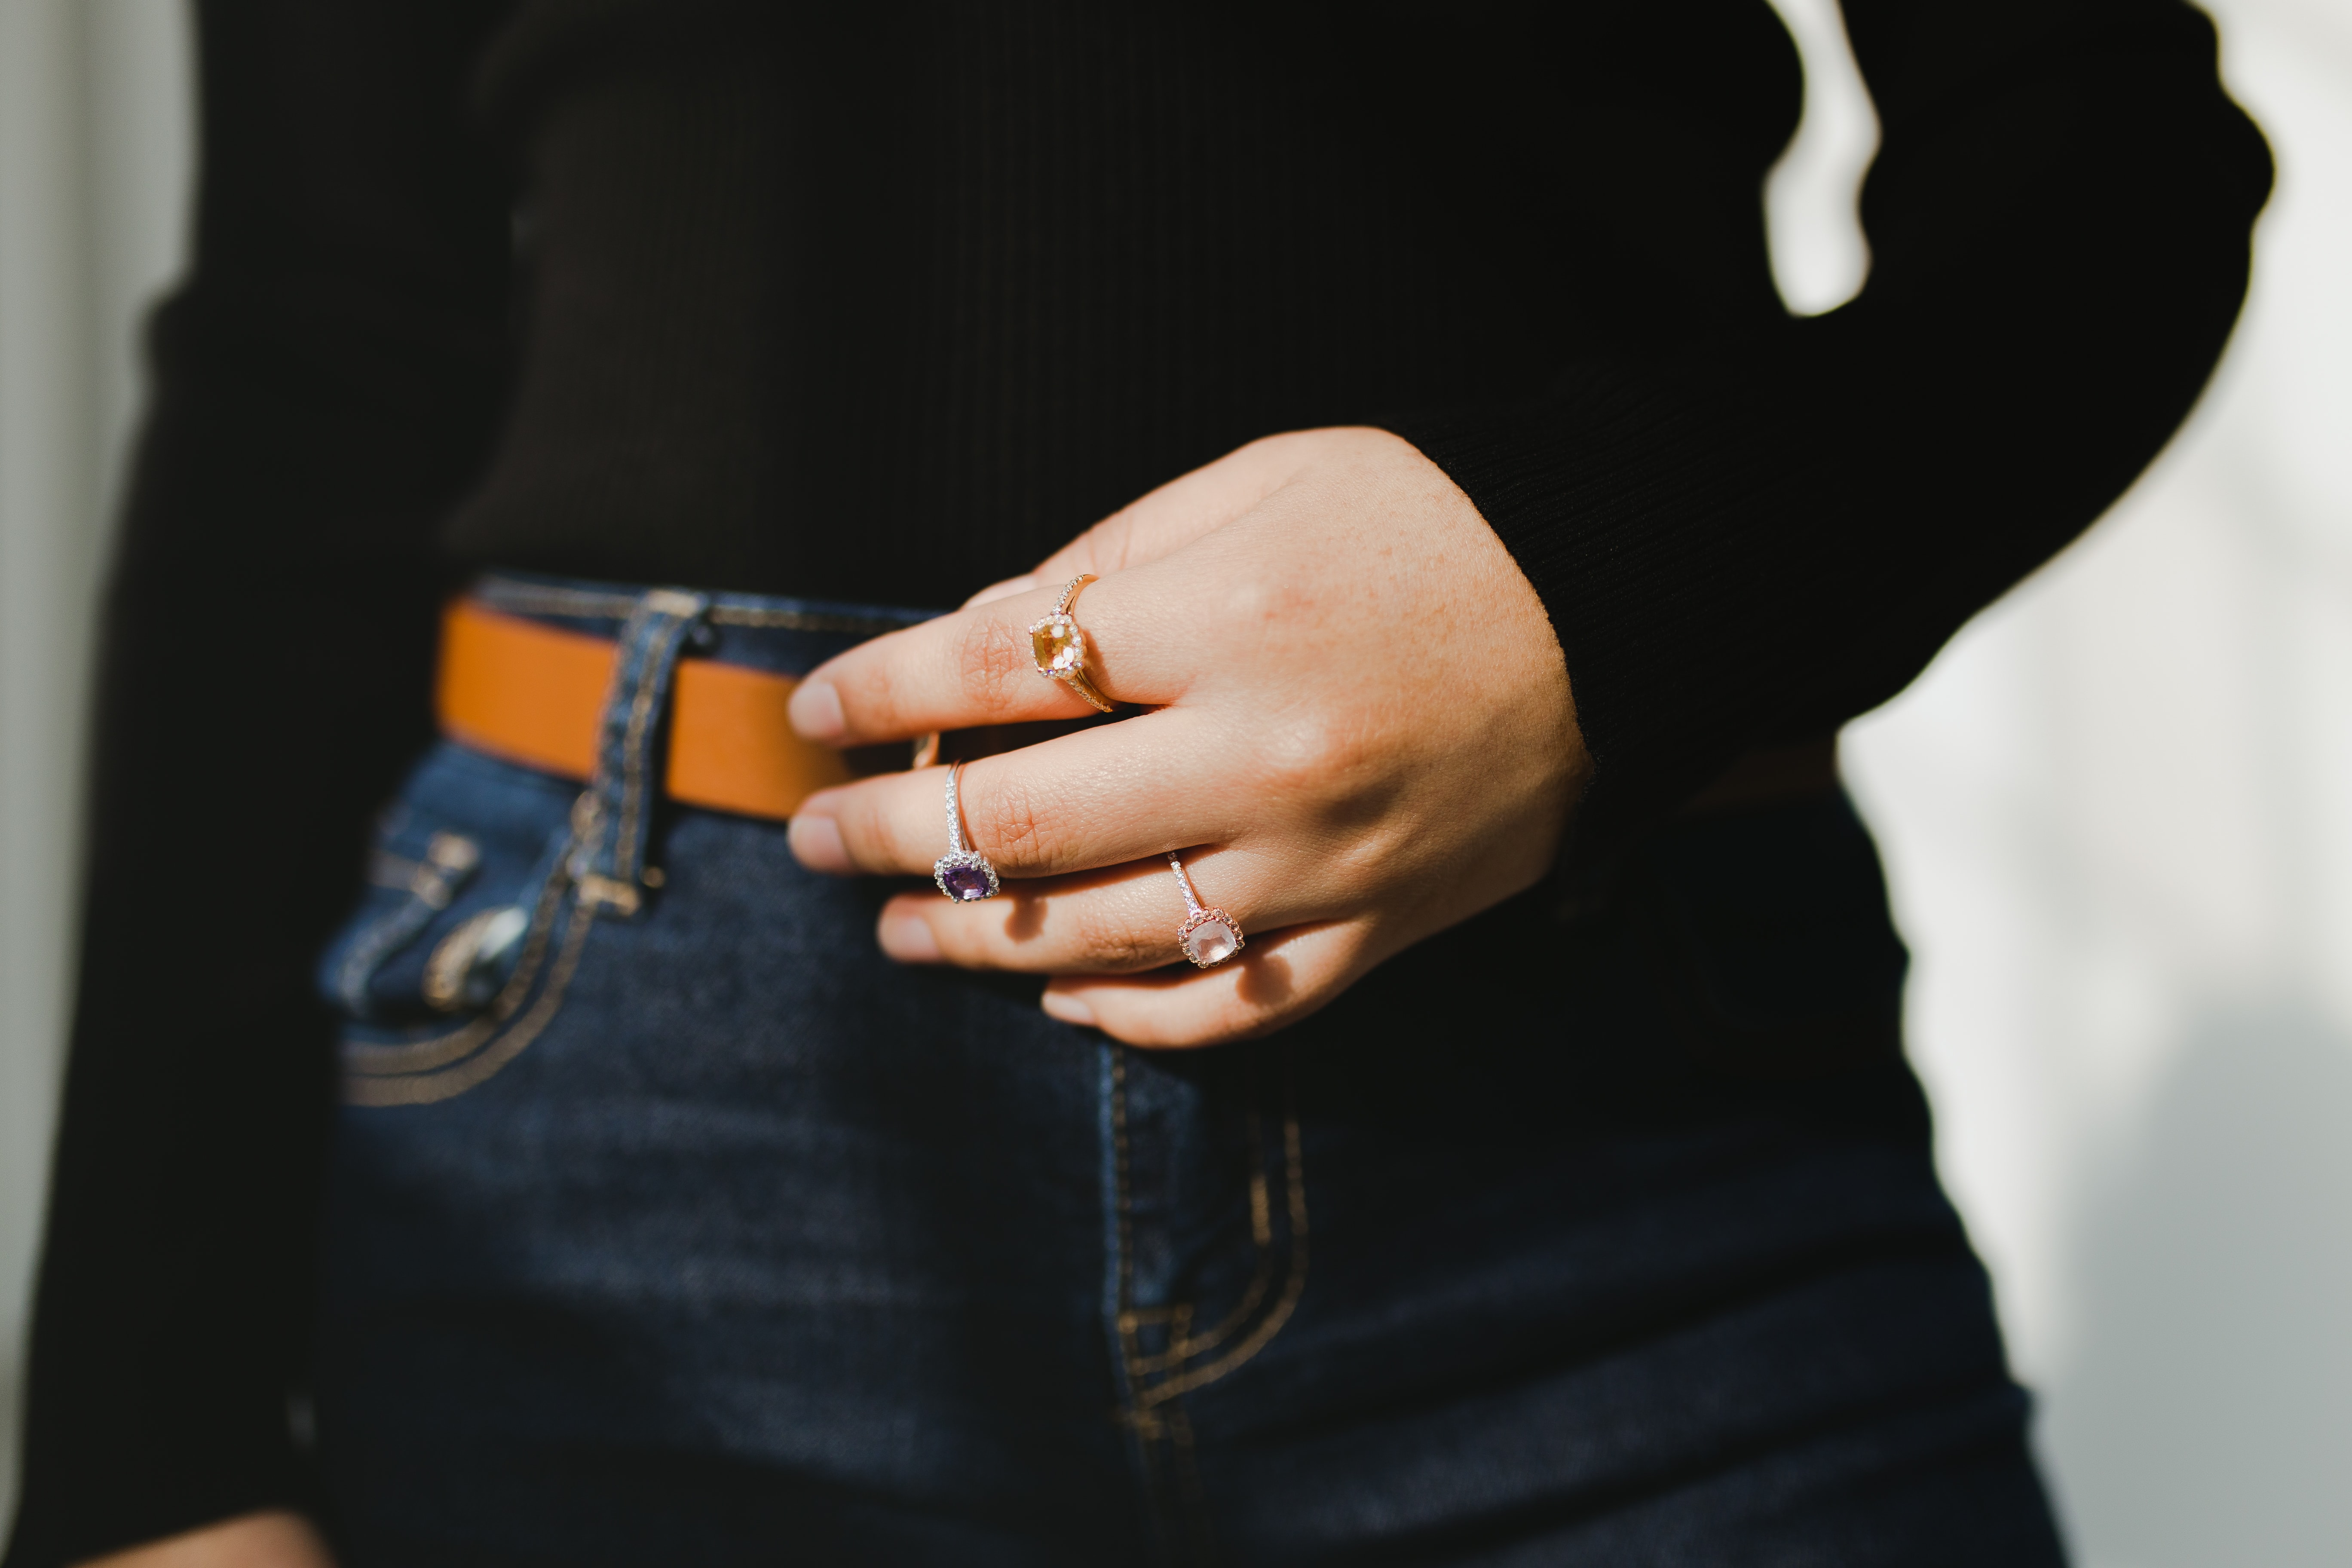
[{"xmin": 2045, "ymin": 1004, "xmax": 2352, "ymax": 1568}]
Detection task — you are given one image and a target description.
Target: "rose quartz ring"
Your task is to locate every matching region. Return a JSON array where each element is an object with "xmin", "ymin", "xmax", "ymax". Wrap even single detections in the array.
[{"xmin": 1166, "ymin": 853, "xmax": 1243, "ymax": 967}]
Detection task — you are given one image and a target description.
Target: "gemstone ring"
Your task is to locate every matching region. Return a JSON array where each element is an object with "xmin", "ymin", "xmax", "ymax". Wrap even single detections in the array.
[
  {"xmin": 1028, "ymin": 574, "xmax": 1116, "ymax": 714},
  {"xmin": 1167, "ymin": 853, "xmax": 1244, "ymax": 968},
  {"xmin": 932, "ymin": 761, "xmax": 1000, "ymax": 901}
]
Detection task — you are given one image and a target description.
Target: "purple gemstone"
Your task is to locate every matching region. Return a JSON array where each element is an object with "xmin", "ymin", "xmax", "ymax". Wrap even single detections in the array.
[{"xmin": 942, "ymin": 863, "xmax": 993, "ymax": 901}]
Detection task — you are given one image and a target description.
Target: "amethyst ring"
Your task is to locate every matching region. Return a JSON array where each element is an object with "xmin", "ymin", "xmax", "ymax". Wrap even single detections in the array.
[
  {"xmin": 933, "ymin": 761, "xmax": 1000, "ymax": 901},
  {"xmin": 1167, "ymin": 853, "xmax": 1244, "ymax": 968}
]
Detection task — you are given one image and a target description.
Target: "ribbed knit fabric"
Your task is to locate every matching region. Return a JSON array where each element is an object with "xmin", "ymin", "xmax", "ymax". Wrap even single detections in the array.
[
  {"xmin": 446, "ymin": 1, "xmax": 1810, "ymax": 604},
  {"xmin": 3, "ymin": 1, "xmax": 2266, "ymax": 1561},
  {"xmin": 1389, "ymin": 2, "xmax": 2272, "ymax": 864}
]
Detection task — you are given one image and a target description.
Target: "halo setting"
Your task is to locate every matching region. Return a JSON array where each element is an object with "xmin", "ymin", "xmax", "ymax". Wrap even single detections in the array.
[
  {"xmin": 932, "ymin": 762, "xmax": 999, "ymax": 901},
  {"xmin": 1027, "ymin": 575, "xmax": 1116, "ymax": 713},
  {"xmin": 1166, "ymin": 853, "xmax": 1244, "ymax": 968},
  {"xmin": 933, "ymin": 849, "xmax": 999, "ymax": 902}
]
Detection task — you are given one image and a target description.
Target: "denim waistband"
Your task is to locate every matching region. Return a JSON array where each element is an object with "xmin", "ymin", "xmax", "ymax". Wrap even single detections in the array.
[{"xmin": 469, "ymin": 568, "xmax": 944, "ymax": 677}]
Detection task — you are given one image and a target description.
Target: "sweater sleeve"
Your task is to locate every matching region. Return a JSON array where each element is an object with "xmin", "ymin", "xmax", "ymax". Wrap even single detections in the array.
[
  {"xmin": 2, "ymin": 4, "xmax": 513, "ymax": 1562},
  {"xmin": 1384, "ymin": 0, "xmax": 2271, "ymax": 879}
]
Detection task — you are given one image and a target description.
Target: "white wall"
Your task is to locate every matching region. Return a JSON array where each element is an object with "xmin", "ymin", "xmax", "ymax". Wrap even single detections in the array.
[
  {"xmin": 1773, "ymin": 0, "xmax": 2352, "ymax": 1562},
  {"xmin": 1, "ymin": 1, "xmax": 2345, "ymax": 1560},
  {"xmin": 0, "ymin": 0, "xmax": 193, "ymax": 1534}
]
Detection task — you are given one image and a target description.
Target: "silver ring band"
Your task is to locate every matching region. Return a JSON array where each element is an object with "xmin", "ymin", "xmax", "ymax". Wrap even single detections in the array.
[{"xmin": 933, "ymin": 762, "xmax": 1000, "ymax": 901}]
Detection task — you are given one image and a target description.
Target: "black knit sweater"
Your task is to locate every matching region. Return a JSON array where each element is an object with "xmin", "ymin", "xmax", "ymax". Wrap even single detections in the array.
[{"xmin": 5, "ymin": 1, "xmax": 2266, "ymax": 1559}]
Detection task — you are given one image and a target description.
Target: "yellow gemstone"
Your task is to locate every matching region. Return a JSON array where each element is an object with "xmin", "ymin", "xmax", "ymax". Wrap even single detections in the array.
[{"xmin": 1033, "ymin": 619, "xmax": 1084, "ymax": 674}]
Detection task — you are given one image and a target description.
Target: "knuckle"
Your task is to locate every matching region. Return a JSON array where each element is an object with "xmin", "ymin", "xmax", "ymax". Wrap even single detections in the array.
[
  {"xmin": 836, "ymin": 649, "xmax": 907, "ymax": 735},
  {"xmin": 840, "ymin": 791, "xmax": 906, "ymax": 866},
  {"xmin": 955, "ymin": 616, "xmax": 1034, "ymax": 717},
  {"xmin": 869, "ymin": 786, "xmax": 947, "ymax": 870},
  {"xmin": 1075, "ymin": 511, "xmax": 1139, "ymax": 574},
  {"xmin": 970, "ymin": 773, "xmax": 1066, "ymax": 869},
  {"xmin": 1065, "ymin": 902, "xmax": 1160, "ymax": 970},
  {"xmin": 1251, "ymin": 711, "xmax": 1375, "ymax": 802}
]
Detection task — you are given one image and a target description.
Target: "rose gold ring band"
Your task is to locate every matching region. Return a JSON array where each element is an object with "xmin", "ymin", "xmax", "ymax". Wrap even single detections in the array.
[{"xmin": 1027, "ymin": 573, "xmax": 1116, "ymax": 714}]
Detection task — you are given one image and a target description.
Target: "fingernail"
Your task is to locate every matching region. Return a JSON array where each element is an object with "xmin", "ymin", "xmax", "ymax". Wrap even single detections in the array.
[
  {"xmin": 788, "ymin": 812, "xmax": 849, "ymax": 873},
  {"xmin": 789, "ymin": 678, "xmax": 845, "ymax": 741},
  {"xmin": 1041, "ymin": 988, "xmax": 1098, "ymax": 1027},
  {"xmin": 878, "ymin": 909, "xmax": 941, "ymax": 962}
]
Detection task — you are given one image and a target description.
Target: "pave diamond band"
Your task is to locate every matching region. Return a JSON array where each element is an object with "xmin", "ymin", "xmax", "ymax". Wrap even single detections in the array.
[
  {"xmin": 1167, "ymin": 853, "xmax": 1244, "ymax": 968},
  {"xmin": 1028, "ymin": 574, "xmax": 1116, "ymax": 714},
  {"xmin": 933, "ymin": 762, "xmax": 1000, "ymax": 901}
]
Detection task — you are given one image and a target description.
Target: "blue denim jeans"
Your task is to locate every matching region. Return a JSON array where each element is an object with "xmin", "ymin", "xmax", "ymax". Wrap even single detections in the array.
[{"xmin": 312, "ymin": 574, "xmax": 2065, "ymax": 1565}]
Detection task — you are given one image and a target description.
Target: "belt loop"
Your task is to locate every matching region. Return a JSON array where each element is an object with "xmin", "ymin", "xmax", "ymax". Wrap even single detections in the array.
[{"xmin": 568, "ymin": 586, "xmax": 709, "ymax": 916}]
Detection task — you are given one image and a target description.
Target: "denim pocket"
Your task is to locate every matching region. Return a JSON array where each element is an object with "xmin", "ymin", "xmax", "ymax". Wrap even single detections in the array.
[{"xmin": 318, "ymin": 745, "xmax": 572, "ymax": 1026}]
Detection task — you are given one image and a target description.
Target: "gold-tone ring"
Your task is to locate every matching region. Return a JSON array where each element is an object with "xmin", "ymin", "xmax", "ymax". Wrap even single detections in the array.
[
  {"xmin": 1028, "ymin": 574, "xmax": 1116, "ymax": 714},
  {"xmin": 1167, "ymin": 853, "xmax": 1243, "ymax": 968}
]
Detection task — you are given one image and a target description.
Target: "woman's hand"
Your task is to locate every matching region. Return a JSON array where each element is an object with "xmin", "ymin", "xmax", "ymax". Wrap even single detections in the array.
[
  {"xmin": 785, "ymin": 428, "xmax": 1587, "ymax": 1046},
  {"xmin": 75, "ymin": 1512, "xmax": 334, "ymax": 1568}
]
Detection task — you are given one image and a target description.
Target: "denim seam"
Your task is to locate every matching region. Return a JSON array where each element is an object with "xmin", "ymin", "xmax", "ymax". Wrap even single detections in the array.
[
  {"xmin": 707, "ymin": 603, "xmax": 910, "ymax": 633},
  {"xmin": 333, "ymin": 837, "xmax": 480, "ymax": 1017},
  {"xmin": 1106, "ymin": 1047, "xmax": 1311, "ymax": 1565},
  {"xmin": 477, "ymin": 580, "xmax": 640, "ymax": 617},
  {"xmin": 338, "ymin": 824, "xmax": 588, "ymax": 1092},
  {"xmin": 341, "ymin": 900, "xmax": 598, "ymax": 1107},
  {"xmin": 1132, "ymin": 1103, "xmax": 1308, "ymax": 1408},
  {"xmin": 1162, "ymin": 1399, "xmax": 1218, "ymax": 1566},
  {"xmin": 1125, "ymin": 1099, "xmax": 1277, "ymax": 1375}
]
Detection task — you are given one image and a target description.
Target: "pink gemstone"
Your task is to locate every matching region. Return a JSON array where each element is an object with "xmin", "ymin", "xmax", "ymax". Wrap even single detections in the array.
[{"xmin": 1183, "ymin": 917, "xmax": 1240, "ymax": 966}]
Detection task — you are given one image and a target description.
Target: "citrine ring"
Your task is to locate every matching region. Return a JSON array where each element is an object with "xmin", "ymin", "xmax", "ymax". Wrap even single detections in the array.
[{"xmin": 1029, "ymin": 574, "xmax": 1116, "ymax": 714}]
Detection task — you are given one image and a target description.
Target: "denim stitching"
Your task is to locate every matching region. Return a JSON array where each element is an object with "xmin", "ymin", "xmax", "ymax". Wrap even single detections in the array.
[
  {"xmin": 1106, "ymin": 1048, "xmax": 1192, "ymax": 1561},
  {"xmin": 332, "ymin": 836, "xmax": 481, "ymax": 1017},
  {"xmin": 1163, "ymin": 1401, "xmax": 1219, "ymax": 1567},
  {"xmin": 340, "ymin": 588, "xmax": 704, "ymax": 1103},
  {"xmin": 340, "ymin": 829, "xmax": 581, "ymax": 1080},
  {"xmin": 343, "ymin": 903, "xmax": 598, "ymax": 1107},
  {"xmin": 475, "ymin": 576, "xmax": 910, "ymax": 635},
  {"xmin": 1107, "ymin": 1047, "xmax": 1311, "ymax": 1564},
  {"xmin": 1126, "ymin": 1099, "xmax": 1277, "ymax": 1374},
  {"xmin": 1133, "ymin": 1103, "xmax": 1308, "ymax": 1409},
  {"xmin": 474, "ymin": 580, "xmax": 641, "ymax": 618},
  {"xmin": 611, "ymin": 605, "xmax": 699, "ymax": 882},
  {"xmin": 707, "ymin": 603, "xmax": 910, "ymax": 634}
]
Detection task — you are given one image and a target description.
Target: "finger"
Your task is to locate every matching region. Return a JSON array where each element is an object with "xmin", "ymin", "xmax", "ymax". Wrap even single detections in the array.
[
  {"xmin": 789, "ymin": 709, "xmax": 1239, "ymax": 880},
  {"xmin": 789, "ymin": 564, "xmax": 1197, "ymax": 747},
  {"xmin": 1038, "ymin": 918, "xmax": 1381, "ymax": 1047},
  {"xmin": 1030, "ymin": 432, "xmax": 1310, "ymax": 582},
  {"xmin": 873, "ymin": 846, "xmax": 1318, "ymax": 975}
]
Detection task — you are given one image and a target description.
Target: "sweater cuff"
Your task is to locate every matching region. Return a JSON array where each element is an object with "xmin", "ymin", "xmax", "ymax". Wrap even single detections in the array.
[{"xmin": 1379, "ymin": 352, "xmax": 1849, "ymax": 884}]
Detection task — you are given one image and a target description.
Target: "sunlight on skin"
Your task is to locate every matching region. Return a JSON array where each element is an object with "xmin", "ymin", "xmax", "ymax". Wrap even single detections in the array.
[{"xmin": 784, "ymin": 428, "xmax": 1589, "ymax": 1049}]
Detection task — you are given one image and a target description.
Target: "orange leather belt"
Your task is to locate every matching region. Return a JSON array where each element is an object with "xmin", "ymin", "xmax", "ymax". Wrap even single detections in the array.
[
  {"xmin": 439, "ymin": 595, "xmax": 1837, "ymax": 829},
  {"xmin": 435, "ymin": 598, "xmax": 857, "ymax": 820}
]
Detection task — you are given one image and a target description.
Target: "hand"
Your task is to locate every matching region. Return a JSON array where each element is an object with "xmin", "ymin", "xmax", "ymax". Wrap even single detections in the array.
[
  {"xmin": 786, "ymin": 428, "xmax": 1588, "ymax": 1047},
  {"xmin": 75, "ymin": 1512, "xmax": 335, "ymax": 1568}
]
